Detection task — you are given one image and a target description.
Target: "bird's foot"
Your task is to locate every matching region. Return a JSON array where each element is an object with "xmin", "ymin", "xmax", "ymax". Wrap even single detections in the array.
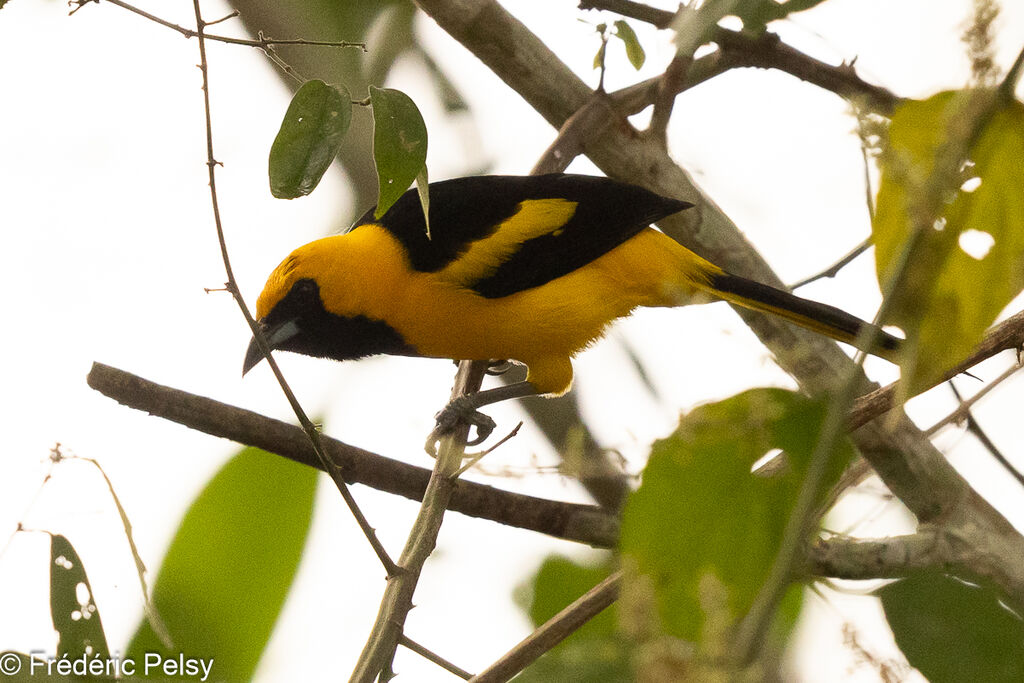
[{"xmin": 424, "ymin": 395, "xmax": 496, "ymax": 455}]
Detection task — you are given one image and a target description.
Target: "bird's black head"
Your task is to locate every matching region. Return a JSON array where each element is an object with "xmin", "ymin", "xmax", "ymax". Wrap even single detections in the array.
[{"xmin": 242, "ymin": 276, "xmax": 414, "ymax": 375}]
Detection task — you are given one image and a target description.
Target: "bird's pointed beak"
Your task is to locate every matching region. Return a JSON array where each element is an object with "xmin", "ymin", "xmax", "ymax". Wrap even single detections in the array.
[{"xmin": 242, "ymin": 319, "xmax": 301, "ymax": 376}]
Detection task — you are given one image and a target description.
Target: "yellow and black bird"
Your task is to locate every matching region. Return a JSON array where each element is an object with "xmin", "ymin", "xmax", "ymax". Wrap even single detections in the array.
[{"xmin": 244, "ymin": 174, "xmax": 899, "ymax": 448}]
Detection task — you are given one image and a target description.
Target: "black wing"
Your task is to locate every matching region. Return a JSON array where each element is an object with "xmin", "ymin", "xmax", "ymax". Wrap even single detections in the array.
[{"xmin": 350, "ymin": 174, "xmax": 693, "ymax": 298}]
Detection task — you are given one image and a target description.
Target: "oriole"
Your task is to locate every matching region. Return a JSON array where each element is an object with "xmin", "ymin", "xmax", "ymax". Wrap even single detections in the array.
[{"xmin": 244, "ymin": 174, "xmax": 899, "ymax": 448}]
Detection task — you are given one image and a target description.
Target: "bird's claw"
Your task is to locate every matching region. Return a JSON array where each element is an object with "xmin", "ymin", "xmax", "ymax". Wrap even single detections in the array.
[{"xmin": 425, "ymin": 396, "xmax": 496, "ymax": 455}]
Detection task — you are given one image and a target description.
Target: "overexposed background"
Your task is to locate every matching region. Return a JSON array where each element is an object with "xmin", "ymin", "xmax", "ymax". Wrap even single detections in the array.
[{"xmin": 2, "ymin": 0, "xmax": 1023, "ymax": 680}]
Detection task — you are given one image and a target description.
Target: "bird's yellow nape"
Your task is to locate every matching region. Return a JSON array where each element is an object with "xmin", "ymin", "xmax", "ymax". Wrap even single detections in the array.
[{"xmin": 255, "ymin": 252, "xmax": 301, "ymax": 321}]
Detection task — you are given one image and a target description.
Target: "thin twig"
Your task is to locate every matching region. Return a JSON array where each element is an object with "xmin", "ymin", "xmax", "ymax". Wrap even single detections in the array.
[
  {"xmin": 73, "ymin": 0, "xmax": 365, "ymax": 51},
  {"xmin": 399, "ymin": 635, "xmax": 474, "ymax": 681},
  {"xmin": 73, "ymin": 455, "xmax": 173, "ymax": 648},
  {"xmin": 789, "ymin": 237, "xmax": 872, "ymax": 290},
  {"xmin": 454, "ymin": 422, "xmax": 523, "ymax": 478},
  {"xmin": 204, "ymin": 10, "xmax": 238, "ymax": 28},
  {"xmin": 789, "ymin": 118, "xmax": 877, "ymax": 290},
  {"xmin": 925, "ymin": 364, "xmax": 1023, "ymax": 436},
  {"xmin": 470, "ymin": 572, "xmax": 621, "ymax": 683},
  {"xmin": 940, "ymin": 373, "xmax": 1024, "ymax": 488},
  {"xmin": 187, "ymin": 0, "xmax": 397, "ymax": 576},
  {"xmin": 849, "ymin": 310, "xmax": 1024, "ymax": 430}
]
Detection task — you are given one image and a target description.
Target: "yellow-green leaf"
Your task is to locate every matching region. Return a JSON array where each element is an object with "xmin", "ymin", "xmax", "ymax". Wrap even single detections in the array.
[
  {"xmin": 613, "ymin": 20, "xmax": 646, "ymax": 70},
  {"xmin": 873, "ymin": 92, "xmax": 1024, "ymax": 393},
  {"xmin": 592, "ymin": 38, "xmax": 607, "ymax": 71}
]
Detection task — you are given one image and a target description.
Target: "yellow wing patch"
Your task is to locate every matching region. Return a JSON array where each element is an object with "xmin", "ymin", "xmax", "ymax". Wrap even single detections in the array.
[{"xmin": 436, "ymin": 198, "xmax": 578, "ymax": 288}]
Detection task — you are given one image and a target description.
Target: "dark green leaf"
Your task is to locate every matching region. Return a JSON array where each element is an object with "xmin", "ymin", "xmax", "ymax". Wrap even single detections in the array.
[
  {"xmin": 370, "ymin": 86, "xmax": 428, "ymax": 218},
  {"xmin": 51, "ymin": 534, "xmax": 109, "ymax": 661},
  {"xmin": 269, "ymin": 79, "xmax": 352, "ymax": 199},
  {"xmin": 873, "ymin": 93, "xmax": 1024, "ymax": 393},
  {"xmin": 126, "ymin": 446, "xmax": 317, "ymax": 681},
  {"xmin": 613, "ymin": 20, "xmax": 645, "ymax": 70},
  {"xmin": 620, "ymin": 389, "xmax": 849, "ymax": 642},
  {"xmin": 523, "ymin": 556, "xmax": 615, "ymax": 636},
  {"xmin": 880, "ymin": 571, "xmax": 1024, "ymax": 682}
]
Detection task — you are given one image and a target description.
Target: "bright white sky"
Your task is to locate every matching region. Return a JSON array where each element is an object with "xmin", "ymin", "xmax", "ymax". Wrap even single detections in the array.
[{"xmin": 1, "ymin": 0, "xmax": 1023, "ymax": 681}]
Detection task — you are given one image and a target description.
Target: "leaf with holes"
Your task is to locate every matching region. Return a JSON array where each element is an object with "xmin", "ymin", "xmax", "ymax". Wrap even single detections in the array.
[
  {"xmin": 51, "ymin": 534, "xmax": 109, "ymax": 660},
  {"xmin": 620, "ymin": 389, "xmax": 849, "ymax": 643},
  {"xmin": 370, "ymin": 86, "xmax": 428, "ymax": 219},
  {"xmin": 880, "ymin": 571, "xmax": 1024, "ymax": 682},
  {"xmin": 269, "ymin": 79, "xmax": 352, "ymax": 199},
  {"xmin": 873, "ymin": 92, "xmax": 1024, "ymax": 393}
]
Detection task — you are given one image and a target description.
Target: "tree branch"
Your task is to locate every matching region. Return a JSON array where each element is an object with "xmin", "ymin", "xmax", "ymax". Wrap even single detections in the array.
[
  {"xmin": 409, "ymin": 0, "xmax": 995, "ymax": 543},
  {"xmin": 578, "ymin": 0, "xmax": 900, "ymax": 113},
  {"xmin": 350, "ymin": 360, "xmax": 488, "ymax": 682},
  {"xmin": 86, "ymin": 362, "xmax": 620, "ymax": 548},
  {"xmin": 807, "ymin": 529, "xmax": 948, "ymax": 579},
  {"xmin": 410, "ymin": 0, "xmax": 1024, "ymax": 648},
  {"xmin": 848, "ymin": 310, "xmax": 1024, "ymax": 431},
  {"xmin": 86, "ymin": 361, "xmax": 1024, "ymax": 608},
  {"xmin": 470, "ymin": 572, "xmax": 620, "ymax": 682}
]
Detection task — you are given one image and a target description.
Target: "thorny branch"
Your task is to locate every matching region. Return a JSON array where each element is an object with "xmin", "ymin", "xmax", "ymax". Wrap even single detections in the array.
[{"xmin": 183, "ymin": 0, "xmax": 396, "ymax": 574}]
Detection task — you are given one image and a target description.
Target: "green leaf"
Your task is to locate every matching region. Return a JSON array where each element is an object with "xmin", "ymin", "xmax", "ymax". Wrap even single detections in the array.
[
  {"xmin": 415, "ymin": 164, "xmax": 431, "ymax": 239},
  {"xmin": 269, "ymin": 79, "xmax": 352, "ymax": 199},
  {"xmin": 516, "ymin": 555, "xmax": 631, "ymax": 682},
  {"xmin": 873, "ymin": 93, "xmax": 1024, "ymax": 392},
  {"xmin": 51, "ymin": 534, "xmax": 109, "ymax": 661},
  {"xmin": 880, "ymin": 571, "xmax": 1024, "ymax": 682},
  {"xmin": 523, "ymin": 556, "xmax": 616, "ymax": 636},
  {"xmin": 612, "ymin": 20, "xmax": 646, "ymax": 70},
  {"xmin": 370, "ymin": 86, "xmax": 428, "ymax": 218},
  {"xmin": 126, "ymin": 446, "xmax": 317, "ymax": 681},
  {"xmin": 743, "ymin": 0, "xmax": 830, "ymax": 30},
  {"xmin": 620, "ymin": 389, "xmax": 849, "ymax": 642}
]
